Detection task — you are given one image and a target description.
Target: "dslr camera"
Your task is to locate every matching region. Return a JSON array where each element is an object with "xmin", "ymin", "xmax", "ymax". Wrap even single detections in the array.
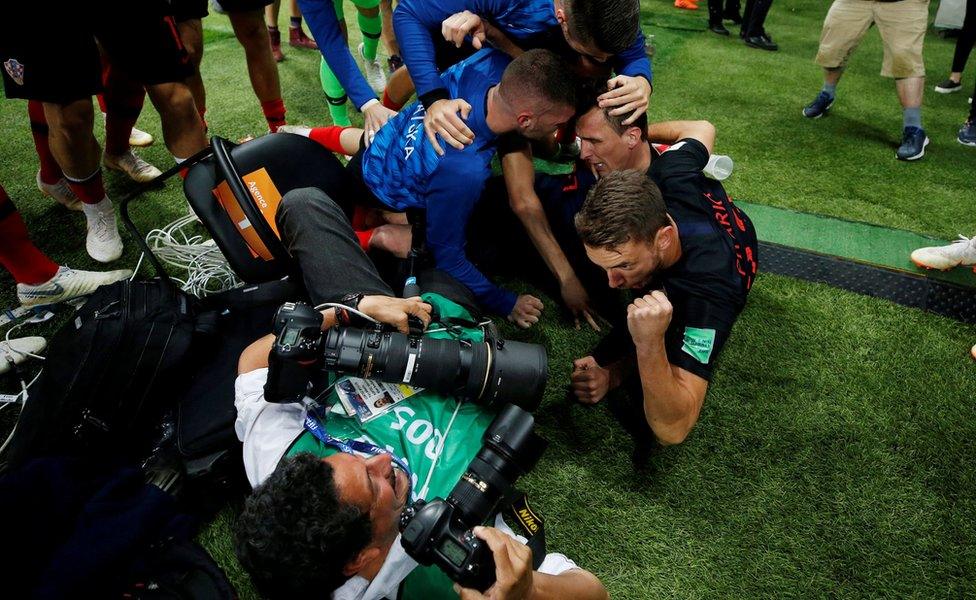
[
  {"xmin": 264, "ymin": 301, "xmax": 548, "ymax": 409},
  {"xmin": 399, "ymin": 404, "xmax": 547, "ymax": 591}
]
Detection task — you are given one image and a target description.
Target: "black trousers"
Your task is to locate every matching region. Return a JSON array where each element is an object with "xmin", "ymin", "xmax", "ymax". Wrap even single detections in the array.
[
  {"xmin": 741, "ymin": 0, "xmax": 773, "ymax": 37},
  {"xmin": 275, "ymin": 187, "xmax": 394, "ymax": 305},
  {"xmin": 707, "ymin": 0, "xmax": 741, "ymax": 26},
  {"xmin": 952, "ymin": 0, "xmax": 976, "ymax": 73}
]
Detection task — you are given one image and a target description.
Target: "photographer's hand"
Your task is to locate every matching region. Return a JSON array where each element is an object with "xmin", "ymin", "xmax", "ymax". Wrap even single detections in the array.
[
  {"xmin": 359, "ymin": 295, "xmax": 432, "ymax": 334},
  {"xmin": 454, "ymin": 526, "xmax": 533, "ymax": 600}
]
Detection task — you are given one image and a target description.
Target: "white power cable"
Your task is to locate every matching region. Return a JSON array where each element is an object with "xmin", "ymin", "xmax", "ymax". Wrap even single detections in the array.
[{"xmin": 139, "ymin": 214, "xmax": 241, "ymax": 297}]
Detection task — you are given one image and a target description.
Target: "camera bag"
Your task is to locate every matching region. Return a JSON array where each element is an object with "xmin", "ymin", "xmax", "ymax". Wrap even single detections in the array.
[{"xmin": 3, "ymin": 279, "xmax": 201, "ymax": 469}]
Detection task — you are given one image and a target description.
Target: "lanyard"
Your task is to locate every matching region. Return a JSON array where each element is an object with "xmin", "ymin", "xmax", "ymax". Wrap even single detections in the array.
[{"xmin": 302, "ymin": 402, "xmax": 414, "ymax": 492}]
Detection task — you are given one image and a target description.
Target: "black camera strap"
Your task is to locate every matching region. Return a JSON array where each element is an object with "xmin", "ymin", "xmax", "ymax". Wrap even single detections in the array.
[{"xmin": 504, "ymin": 490, "xmax": 547, "ymax": 570}]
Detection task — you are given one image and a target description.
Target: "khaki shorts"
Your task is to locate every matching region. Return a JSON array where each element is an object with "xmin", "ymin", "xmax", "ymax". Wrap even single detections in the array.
[{"xmin": 815, "ymin": 0, "xmax": 929, "ymax": 78}]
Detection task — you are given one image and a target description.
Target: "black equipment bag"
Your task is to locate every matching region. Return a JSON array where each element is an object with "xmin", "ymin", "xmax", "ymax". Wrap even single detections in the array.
[{"xmin": 4, "ymin": 279, "xmax": 199, "ymax": 469}]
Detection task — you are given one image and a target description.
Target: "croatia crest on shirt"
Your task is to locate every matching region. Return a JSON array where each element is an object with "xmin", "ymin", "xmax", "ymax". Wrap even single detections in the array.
[{"xmin": 4, "ymin": 59, "xmax": 24, "ymax": 85}]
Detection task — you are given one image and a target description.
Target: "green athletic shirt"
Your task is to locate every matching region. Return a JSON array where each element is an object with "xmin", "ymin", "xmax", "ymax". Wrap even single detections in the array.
[{"xmin": 285, "ymin": 292, "xmax": 497, "ymax": 598}]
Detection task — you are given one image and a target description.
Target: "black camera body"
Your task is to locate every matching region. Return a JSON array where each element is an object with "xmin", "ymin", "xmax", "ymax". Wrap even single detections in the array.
[
  {"xmin": 399, "ymin": 404, "xmax": 547, "ymax": 591},
  {"xmin": 264, "ymin": 301, "xmax": 548, "ymax": 409}
]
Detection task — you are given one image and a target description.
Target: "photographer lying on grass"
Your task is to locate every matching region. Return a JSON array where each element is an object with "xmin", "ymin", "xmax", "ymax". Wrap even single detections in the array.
[
  {"xmin": 569, "ymin": 113, "xmax": 758, "ymax": 446},
  {"xmin": 232, "ymin": 189, "xmax": 607, "ymax": 600}
]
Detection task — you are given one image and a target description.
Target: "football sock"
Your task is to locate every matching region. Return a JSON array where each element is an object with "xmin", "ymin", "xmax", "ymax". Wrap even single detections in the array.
[
  {"xmin": 309, "ymin": 126, "xmax": 351, "ymax": 154},
  {"xmin": 0, "ymin": 184, "xmax": 59, "ymax": 285},
  {"xmin": 358, "ymin": 12, "xmax": 382, "ymax": 61},
  {"xmin": 27, "ymin": 101, "xmax": 63, "ymax": 185},
  {"xmin": 903, "ymin": 107, "xmax": 922, "ymax": 130},
  {"xmin": 64, "ymin": 168, "xmax": 107, "ymax": 205},
  {"xmin": 821, "ymin": 82, "xmax": 836, "ymax": 98},
  {"xmin": 261, "ymin": 98, "xmax": 287, "ymax": 133},
  {"xmin": 355, "ymin": 228, "xmax": 375, "ymax": 251},
  {"xmin": 320, "ymin": 57, "xmax": 351, "ymax": 126},
  {"xmin": 382, "ymin": 89, "xmax": 403, "ymax": 111}
]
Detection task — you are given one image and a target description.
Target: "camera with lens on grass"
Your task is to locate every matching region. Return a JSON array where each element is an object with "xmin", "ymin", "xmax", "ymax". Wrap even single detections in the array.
[{"xmin": 263, "ymin": 301, "xmax": 548, "ymax": 410}]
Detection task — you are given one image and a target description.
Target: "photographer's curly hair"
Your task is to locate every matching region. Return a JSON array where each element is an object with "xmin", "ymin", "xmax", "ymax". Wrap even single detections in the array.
[{"xmin": 234, "ymin": 452, "xmax": 373, "ymax": 598}]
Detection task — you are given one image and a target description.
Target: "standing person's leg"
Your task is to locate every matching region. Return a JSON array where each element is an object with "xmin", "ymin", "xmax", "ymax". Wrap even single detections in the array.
[
  {"xmin": 227, "ymin": 7, "xmax": 288, "ymax": 132},
  {"xmin": 724, "ymin": 0, "xmax": 742, "ymax": 24},
  {"xmin": 708, "ymin": 0, "xmax": 730, "ymax": 34},
  {"xmin": 171, "ymin": 0, "xmax": 209, "ymax": 124},
  {"xmin": 742, "ymin": 0, "xmax": 777, "ymax": 50},
  {"xmin": 380, "ymin": 0, "xmax": 401, "ymax": 72},
  {"xmin": 288, "ymin": 0, "xmax": 319, "ymax": 49},
  {"xmin": 100, "ymin": 53, "xmax": 163, "ymax": 183},
  {"xmin": 96, "ymin": 2, "xmax": 208, "ymax": 161},
  {"xmin": 958, "ymin": 75, "xmax": 976, "ymax": 146},
  {"xmin": 944, "ymin": 0, "xmax": 976, "ymax": 87},
  {"xmin": 26, "ymin": 101, "xmax": 81, "ymax": 210},
  {"xmin": 877, "ymin": 0, "xmax": 929, "ymax": 160},
  {"xmin": 354, "ymin": 0, "xmax": 386, "ymax": 93},
  {"xmin": 275, "ymin": 188, "xmax": 394, "ymax": 304},
  {"xmin": 0, "ymin": 183, "xmax": 132, "ymax": 306},
  {"xmin": 320, "ymin": 0, "xmax": 352, "ymax": 126},
  {"xmin": 266, "ymin": 0, "xmax": 285, "ymax": 61},
  {"xmin": 804, "ymin": 0, "xmax": 873, "ymax": 118}
]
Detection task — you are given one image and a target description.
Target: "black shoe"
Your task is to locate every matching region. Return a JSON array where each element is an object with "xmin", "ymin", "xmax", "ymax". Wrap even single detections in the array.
[
  {"xmin": 745, "ymin": 34, "xmax": 778, "ymax": 51},
  {"xmin": 724, "ymin": 11, "xmax": 742, "ymax": 24},
  {"xmin": 709, "ymin": 23, "xmax": 730, "ymax": 35}
]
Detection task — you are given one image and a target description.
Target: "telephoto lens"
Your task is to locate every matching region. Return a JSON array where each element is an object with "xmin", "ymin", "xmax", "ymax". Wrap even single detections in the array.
[
  {"xmin": 321, "ymin": 325, "xmax": 547, "ymax": 409},
  {"xmin": 398, "ymin": 404, "xmax": 548, "ymax": 591}
]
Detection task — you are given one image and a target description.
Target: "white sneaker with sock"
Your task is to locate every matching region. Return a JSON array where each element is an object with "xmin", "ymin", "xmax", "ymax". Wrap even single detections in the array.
[
  {"xmin": 36, "ymin": 170, "xmax": 82, "ymax": 211},
  {"xmin": 17, "ymin": 265, "xmax": 132, "ymax": 307},
  {"xmin": 358, "ymin": 43, "xmax": 388, "ymax": 94},
  {"xmin": 910, "ymin": 235, "xmax": 976, "ymax": 271},
  {"xmin": 276, "ymin": 124, "xmax": 312, "ymax": 137},
  {"xmin": 104, "ymin": 149, "xmax": 163, "ymax": 183},
  {"xmin": 82, "ymin": 198, "xmax": 124, "ymax": 262},
  {"xmin": 101, "ymin": 113, "xmax": 154, "ymax": 147},
  {"xmin": 0, "ymin": 336, "xmax": 47, "ymax": 375}
]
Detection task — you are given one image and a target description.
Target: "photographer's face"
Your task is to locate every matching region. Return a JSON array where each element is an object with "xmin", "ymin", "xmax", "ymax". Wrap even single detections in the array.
[{"xmin": 325, "ymin": 452, "xmax": 410, "ymax": 547}]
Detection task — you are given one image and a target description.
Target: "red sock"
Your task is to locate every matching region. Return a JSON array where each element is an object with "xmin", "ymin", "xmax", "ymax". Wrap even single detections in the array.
[
  {"xmin": 382, "ymin": 89, "xmax": 403, "ymax": 111},
  {"xmin": 65, "ymin": 170, "xmax": 106, "ymax": 205},
  {"xmin": 355, "ymin": 228, "xmax": 375, "ymax": 251},
  {"xmin": 96, "ymin": 93, "xmax": 108, "ymax": 114},
  {"xmin": 0, "ymin": 184, "xmax": 59, "ymax": 285},
  {"xmin": 27, "ymin": 101, "xmax": 63, "ymax": 185},
  {"xmin": 102, "ymin": 59, "xmax": 146, "ymax": 156},
  {"xmin": 261, "ymin": 98, "xmax": 286, "ymax": 133},
  {"xmin": 351, "ymin": 205, "xmax": 370, "ymax": 230},
  {"xmin": 309, "ymin": 126, "xmax": 350, "ymax": 154}
]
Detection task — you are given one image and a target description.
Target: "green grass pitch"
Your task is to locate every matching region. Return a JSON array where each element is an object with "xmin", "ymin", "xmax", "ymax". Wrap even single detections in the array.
[{"xmin": 1, "ymin": 1, "xmax": 975, "ymax": 597}]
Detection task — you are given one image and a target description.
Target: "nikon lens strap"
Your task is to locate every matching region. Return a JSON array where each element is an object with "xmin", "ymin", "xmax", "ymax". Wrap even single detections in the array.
[{"xmin": 506, "ymin": 491, "xmax": 546, "ymax": 570}]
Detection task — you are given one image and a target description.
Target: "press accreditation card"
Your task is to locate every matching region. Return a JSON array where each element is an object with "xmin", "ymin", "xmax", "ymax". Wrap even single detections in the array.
[{"xmin": 334, "ymin": 376, "xmax": 422, "ymax": 424}]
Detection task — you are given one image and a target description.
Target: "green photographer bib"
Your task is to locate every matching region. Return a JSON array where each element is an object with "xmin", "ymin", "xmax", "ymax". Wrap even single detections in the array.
[{"xmin": 285, "ymin": 293, "xmax": 496, "ymax": 599}]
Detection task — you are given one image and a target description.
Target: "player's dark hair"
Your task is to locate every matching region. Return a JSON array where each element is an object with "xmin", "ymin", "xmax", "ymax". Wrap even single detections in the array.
[
  {"xmin": 499, "ymin": 49, "xmax": 577, "ymax": 111},
  {"xmin": 234, "ymin": 452, "xmax": 373, "ymax": 598},
  {"xmin": 575, "ymin": 170, "xmax": 668, "ymax": 248},
  {"xmin": 566, "ymin": 0, "xmax": 642, "ymax": 56},
  {"xmin": 577, "ymin": 82, "xmax": 648, "ymax": 140}
]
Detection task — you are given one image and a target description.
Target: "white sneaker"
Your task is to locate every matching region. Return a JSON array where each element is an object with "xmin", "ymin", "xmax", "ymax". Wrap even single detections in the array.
[
  {"xmin": 35, "ymin": 170, "xmax": 82, "ymax": 211},
  {"xmin": 129, "ymin": 126, "xmax": 154, "ymax": 147},
  {"xmin": 358, "ymin": 42, "xmax": 388, "ymax": 95},
  {"xmin": 276, "ymin": 124, "xmax": 312, "ymax": 137},
  {"xmin": 82, "ymin": 199, "xmax": 124, "ymax": 263},
  {"xmin": 910, "ymin": 235, "xmax": 976, "ymax": 271},
  {"xmin": 104, "ymin": 149, "xmax": 163, "ymax": 183},
  {"xmin": 17, "ymin": 266, "xmax": 131, "ymax": 307},
  {"xmin": 0, "ymin": 336, "xmax": 47, "ymax": 374}
]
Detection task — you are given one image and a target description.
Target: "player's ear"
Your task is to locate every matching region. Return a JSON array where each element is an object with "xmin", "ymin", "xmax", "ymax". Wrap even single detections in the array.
[
  {"xmin": 625, "ymin": 126, "xmax": 642, "ymax": 149},
  {"xmin": 654, "ymin": 224, "xmax": 676, "ymax": 251},
  {"xmin": 516, "ymin": 113, "xmax": 533, "ymax": 130}
]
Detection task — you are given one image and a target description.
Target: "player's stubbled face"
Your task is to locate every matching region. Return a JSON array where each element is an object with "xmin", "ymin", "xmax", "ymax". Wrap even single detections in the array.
[
  {"xmin": 584, "ymin": 239, "xmax": 659, "ymax": 290},
  {"xmin": 577, "ymin": 108, "xmax": 632, "ymax": 177}
]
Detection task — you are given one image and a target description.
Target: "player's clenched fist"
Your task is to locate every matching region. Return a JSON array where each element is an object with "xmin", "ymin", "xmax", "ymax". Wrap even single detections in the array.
[{"xmin": 626, "ymin": 290, "xmax": 672, "ymax": 347}]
